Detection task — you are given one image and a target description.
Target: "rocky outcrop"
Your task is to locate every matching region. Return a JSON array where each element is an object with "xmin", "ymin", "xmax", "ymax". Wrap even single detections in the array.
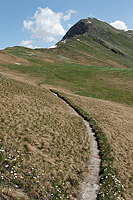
[
  {"xmin": 89, "ymin": 35, "xmax": 124, "ymax": 56},
  {"xmin": 126, "ymin": 30, "xmax": 133, "ymax": 37},
  {"xmin": 62, "ymin": 20, "xmax": 90, "ymax": 41}
]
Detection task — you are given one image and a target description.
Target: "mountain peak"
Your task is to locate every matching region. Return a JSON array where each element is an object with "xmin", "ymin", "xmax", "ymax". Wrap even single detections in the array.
[
  {"xmin": 60, "ymin": 18, "xmax": 133, "ymax": 57},
  {"xmin": 62, "ymin": 18, "xmax": 90, "ymax": 41},
  {"xmin": 62, "ymin": 18, "xmax": 121, "ymax": 41}
]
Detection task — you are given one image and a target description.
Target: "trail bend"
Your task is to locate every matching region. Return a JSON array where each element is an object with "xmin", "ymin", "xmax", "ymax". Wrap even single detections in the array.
[{"xmin": 51, "ymin": 91, "xmax": 101, "ymax": 200}]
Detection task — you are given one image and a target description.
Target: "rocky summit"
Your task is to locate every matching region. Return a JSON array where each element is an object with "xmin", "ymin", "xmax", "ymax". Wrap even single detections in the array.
[
  {"xmin": 61, "ymin": 18, "xmax": 133, "ymax": 57},
  {"xmin": 62, "ymin": 17, "xmax": 133, "ymax": 41}
]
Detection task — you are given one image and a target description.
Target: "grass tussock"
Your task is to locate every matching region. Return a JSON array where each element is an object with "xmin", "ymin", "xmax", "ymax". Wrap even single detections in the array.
[
  {"xmin": 0, "ymin": 187, "xmax": 29, "ymax": 200},
  {"xmin": 0, "ymin": 75, "xmax": 90, "ymax": 199},
  {"xmin": 50, "ymin": 90, "xmax": 128, "ymax": 200}
]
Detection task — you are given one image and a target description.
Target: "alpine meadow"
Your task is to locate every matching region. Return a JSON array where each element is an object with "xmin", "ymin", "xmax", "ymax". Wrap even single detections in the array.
[{"xmin": 0, "ymin": 17, "xmax": 133, "ymax": 200}]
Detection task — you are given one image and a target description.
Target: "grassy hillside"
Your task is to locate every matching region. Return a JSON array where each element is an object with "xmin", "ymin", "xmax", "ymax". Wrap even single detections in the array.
[
  {"xmin": 1, "ymin": 60, "xmax": 133, "ymax": 105},
  {"xmin": 0, "ymin": 18, "xmax": 132, "ymax": 106},
  {"xmin": 61, "ymin": 18, "xmax": 133, "ymax": 68},
  {"xmin": 0, "ymin": 75, "xmax": 90, "ymax": 199}
]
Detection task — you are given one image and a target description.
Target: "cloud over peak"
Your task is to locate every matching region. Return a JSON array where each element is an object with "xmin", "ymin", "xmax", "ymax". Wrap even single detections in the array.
[
  {"xmin": 20, "ymin": 40, "xmax": 34, "ymax": 48},
  {"xmin": 110, "ymin": 20, "xmax": 128, "ymax": 30},
  {"xmin": 63, "ymin": 10, "xmax": 76, "ymax": 21},
  {"xmin": 23, "ymin": 7, "xmax": 76, "ymax": 44}
]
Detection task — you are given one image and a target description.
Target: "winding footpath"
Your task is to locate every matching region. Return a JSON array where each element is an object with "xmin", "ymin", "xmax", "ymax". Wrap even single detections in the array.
[
  {"xmin": 77, "ymin": 120, "xmax": 100, "ymax": 200},
  {"xmin": 52, "ymin": 91, "xmax": 101, "ymax": 200}
]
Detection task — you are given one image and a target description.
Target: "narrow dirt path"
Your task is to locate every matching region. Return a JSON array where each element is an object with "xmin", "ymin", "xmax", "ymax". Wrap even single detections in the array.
[
  {"xmin": 51, "ymin": 91, "xmax": 101, "ymax": 200},
  {"xmin": 77, "ymin": 120, "xmax": 100, "ymax": 200}
]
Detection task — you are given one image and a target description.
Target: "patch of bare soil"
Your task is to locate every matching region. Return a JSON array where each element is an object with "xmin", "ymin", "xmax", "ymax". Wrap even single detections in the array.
[
  {"xmin": 0, "ymin": 52, "xmax": 31, "ymax": 65},
  {"xmin": 66, "ymin": 94, "xmax": 133, "ymax": 200},
  {"xmin": 0, "ymin": 67, "xmax": 36, "ymax": 86}
]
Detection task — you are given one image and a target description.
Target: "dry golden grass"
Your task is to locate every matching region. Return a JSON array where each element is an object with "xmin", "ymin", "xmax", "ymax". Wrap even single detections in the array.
[
  {"xmin": 0, "ymin": 186, "xmax": 30, "ymax": 200},
  {"xmin": 0, "ymin": 67, "xmax": 37, "ymax": 86},
  {"xmin": 0, "ymin": 75, "xmax": 90, "ymax": 200},
  {"xmin": 65, "ymin": 93, "xmax": 133, "ymax": 200},
  {"xmin": 0, "ymin": 52, "xmax": 31, "ymax": 66}
]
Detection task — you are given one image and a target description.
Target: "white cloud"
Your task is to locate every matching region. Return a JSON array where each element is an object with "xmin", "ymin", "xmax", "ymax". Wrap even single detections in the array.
[
  {"xmin": 22, "ymin": 7, "xmax": 77, "ymax": 43},
  {"xmin": 23, "ymin": 20, "xmax": 34, "ymax": 30},
  {"xmin": 23, "ymin": 7, "xmax": 68, "ymax": 43},
  {"xmin": 20, "ymin": 40, "xmax": 33, "ymax": 46},
  {"xmin": 20, "ymin": 40, "xmax": 34, "ymax": 48},
  {"xmin": 110, "ymin": 20, "xmax": 128, "ymax": 30},
  {"xmin": 44, "ymin": 37, "xmax": 57, "ymax": 43},
  {"xmin": 63, "ymin": 10, "xmax": 76, "ymax": 21},
  {"xmin": 34, "ymin": 46, "xmax": 44, "ymax": 49},
  {"xmin": 47, "ymin": 45, "xmax": 57, "ymax": 49}
]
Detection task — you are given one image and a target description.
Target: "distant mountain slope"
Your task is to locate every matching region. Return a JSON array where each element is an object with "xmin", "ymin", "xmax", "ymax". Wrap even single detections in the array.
[
  {"xmin": 62, "ymin": 18, "xmax": 133, "ymax": 55},
  {"xmin": 0, "ymin": 18, "xmax": 133, "ymax": 106},
  {"xmin": 62, "ymin": 18, "xmax": 133, "ymax": 39},
  {"xmin": 2, "ymin": 18, "xmax": 133, "ymax": 68},
  {"xmin": 55, "ymin": 18, "xmax": 133, "ymax": 68}
]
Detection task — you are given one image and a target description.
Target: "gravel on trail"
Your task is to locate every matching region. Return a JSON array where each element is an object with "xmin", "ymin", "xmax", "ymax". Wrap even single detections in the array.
[{"xmin": 76, "ymin": 120, "xmax": 100, "ymax": 200}]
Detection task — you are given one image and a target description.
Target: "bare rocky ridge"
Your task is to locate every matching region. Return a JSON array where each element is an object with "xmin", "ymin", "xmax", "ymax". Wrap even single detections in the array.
[{"xmin": 62, "ymin": 20, "xmax": 89, "ymax": 41}]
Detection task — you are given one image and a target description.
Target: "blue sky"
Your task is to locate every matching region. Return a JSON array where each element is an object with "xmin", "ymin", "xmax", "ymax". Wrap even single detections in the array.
[{"xmin": 0, "ymin": 0, "xmax": 132, "ymax": 49}]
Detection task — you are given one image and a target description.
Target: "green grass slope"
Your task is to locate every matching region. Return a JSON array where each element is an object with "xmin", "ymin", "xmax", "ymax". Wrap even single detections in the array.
[
  {"xmin": 56, "ymin": 18, "xmax": 133, "ymax": 68},
  {"xmin": 0, "ymin": 18, "xmax": 133, "ymax": 106},
  {"xmin": 1, "ymin": 60, "xmax": 133, "ymax": 105}
]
